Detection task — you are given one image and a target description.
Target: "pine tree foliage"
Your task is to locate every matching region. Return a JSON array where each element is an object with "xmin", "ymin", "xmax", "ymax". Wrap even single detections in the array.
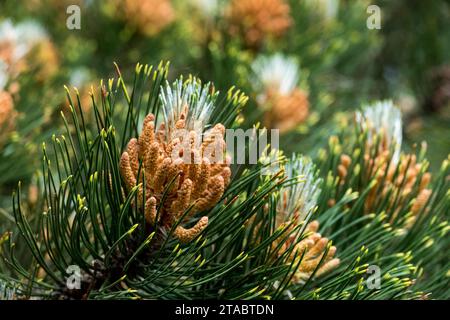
[
  {"xmin": 1, "ymin": 62, "xmax": 448, "ymax": 300},
  {"xmin": 315, "ymin": 101, "xmax": 449, "ymax": 299}
]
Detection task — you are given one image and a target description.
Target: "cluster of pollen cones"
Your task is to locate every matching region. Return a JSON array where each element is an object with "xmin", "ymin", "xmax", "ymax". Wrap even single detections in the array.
[
  {"xmin": 227, "ymin": 0, "xmax": 292, "ymax": 48},
  {"xmin": 120, "ymin": 108, "xmax": 231, "ymax": 243},
  {"xmin": 122, "ymin": 0, "xmax": 175, "ymax": 37},
  {"xmin": 337, "ymin": 147, "xmax": 432, "ymax": 227}
]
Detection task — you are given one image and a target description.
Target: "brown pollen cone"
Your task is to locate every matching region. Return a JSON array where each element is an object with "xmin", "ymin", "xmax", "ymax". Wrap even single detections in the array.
[
  {"xmin": 274, "ymin": 219, "xmax": 340, "ymax": 283},
  {"xmin": 27, "ymin": 40, "xmax": 59, "ymax": 82},
  {"xmin": 122, "ymin": 0, "xmax": 175, "ymax": 37},
  {"xmin": 120, "ymin": 108, "xmax": 231, "ymax": 243},
  {"xmin": 337, "ymin": 148, "xmax": 432, "ymax": 227},
  {"xmin": 227, "ymin": 0, "xmax": 292, "ymax": 48},
  {"xmin": 0, "ymin": 40, "xmax": 16, "ymax": 67},
  {"xmin": 264, "ymin": 88, "xmax": 309, "ymax": 133}
]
